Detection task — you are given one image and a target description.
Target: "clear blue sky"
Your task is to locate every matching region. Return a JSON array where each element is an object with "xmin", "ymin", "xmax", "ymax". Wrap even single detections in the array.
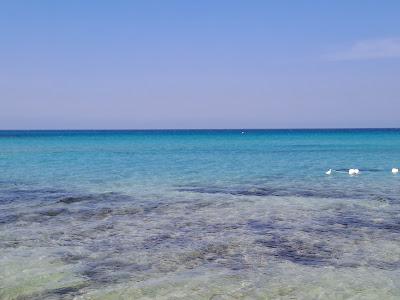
[{"xmin": 1, "ymin": 0, "xmax": 400, "ymax": 129}]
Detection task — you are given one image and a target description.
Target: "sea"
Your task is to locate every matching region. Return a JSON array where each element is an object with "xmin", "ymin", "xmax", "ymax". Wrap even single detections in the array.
[{"xmin": 1, "ymin": 129, "xmax": 400, "ymax": 299}]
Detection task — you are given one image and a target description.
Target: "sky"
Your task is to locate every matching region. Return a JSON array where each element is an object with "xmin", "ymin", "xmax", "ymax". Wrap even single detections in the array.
[{"xmin": 1, "ymin": 0, "xmax": 400, "ymax": 129}]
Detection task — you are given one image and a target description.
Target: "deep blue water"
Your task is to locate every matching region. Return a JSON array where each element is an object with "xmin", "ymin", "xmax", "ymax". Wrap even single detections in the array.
[{"xmin": 1, "ymin": 129, "xmax": 400, "ymax": 299}]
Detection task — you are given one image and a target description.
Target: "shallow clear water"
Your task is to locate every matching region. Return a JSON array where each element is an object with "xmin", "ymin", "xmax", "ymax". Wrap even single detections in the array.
[{"xmin": 1, "ymin": 129, "xmax": 400, "ymax": 299}]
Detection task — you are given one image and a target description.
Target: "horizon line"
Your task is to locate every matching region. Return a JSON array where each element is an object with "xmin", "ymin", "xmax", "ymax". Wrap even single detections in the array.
[{"xmin": 1, "ymin": 127, "xmax": 400, "ymax": 131}]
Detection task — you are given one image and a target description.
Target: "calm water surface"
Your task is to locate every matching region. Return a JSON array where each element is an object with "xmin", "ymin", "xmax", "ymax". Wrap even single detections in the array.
[{"xmin": 1, "ymin": 129, "xmax": 400, "ymax": 299}]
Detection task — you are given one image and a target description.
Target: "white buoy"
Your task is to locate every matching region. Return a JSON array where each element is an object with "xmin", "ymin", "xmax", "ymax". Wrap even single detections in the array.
[
  {"xmin": 349, "ymin": 169, "xmax": 360, "ymax": 175},
  {"xmin": 326, "ymin": 169, "xmax": 332, "ymax": 175},
  {"xmin": 392, "ymin": 168, "xmax": 399, "ymax": 174}
]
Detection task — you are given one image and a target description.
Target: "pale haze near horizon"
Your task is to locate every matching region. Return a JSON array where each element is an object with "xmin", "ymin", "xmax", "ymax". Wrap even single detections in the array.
[{"xmin": 1, "ymin": 1, "xmax": 400, "ymax": 129}]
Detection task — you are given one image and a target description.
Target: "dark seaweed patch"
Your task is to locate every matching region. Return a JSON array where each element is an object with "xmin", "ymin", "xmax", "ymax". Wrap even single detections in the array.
[
  {"xmin": 15, "ymin": 282, "xmax": 89, "ymax": 300},
  {"xmin": 143, "ymin": 234, "xmax": 172, "ymax": 249},
  {"xmin": 0, "ymin": 187, "xmax": 67, "ymax": 205},
  {"xmin": 319, "ymin": 205, "xmax": 400, "ymax": 234},
  {"xmin": 93, "ymin": 207, "xmax": 113, "ymax": 219},
  {"xmin": 247, "ymin": 219, "xmax": 276, "ymax": 234},
  {"xmin": 51, "ymin": 286, "xmax": 82, "ymax": 296},
  {"xmin": 177, "ymin": 185, "xmax": 357, "ymax": 200},
  {"xmin": 368, "ymin": 260, "xmax": 400, "ymax": 271},
  {"xmin": 58, "ymin": 195, "xmax": 95, "ymax": 204},
  {"xmin": 178, "ymin": 243, "xmax": 247, "ymax": 270},
  {"xmin": 177, "ymin": 187, "xmax": 223, "ymax": 194},
  {"xmin": 81, "ymin": 260, "xmax": 151, "ymax": 284},
  {"xmin": 0, "ymin": 213, "xmax": 18, "ymax": 224},
  {"xmin": 255, "ymin": 237, "xmax": 338, "ymax": 267},
  {"xmin": 177, "ymin": 184, "xmax": 400, "ymax": 203},
  {"xmin": 60, "ymin": 252, "xmax": 88, "ymax": 264},
  {"xmin": 113, "ymin": 207, "xmax": 142, "ymax": 216},
  {"xmin": 57, "ymin": 192, "xmax": 134, "ymax": 205}
]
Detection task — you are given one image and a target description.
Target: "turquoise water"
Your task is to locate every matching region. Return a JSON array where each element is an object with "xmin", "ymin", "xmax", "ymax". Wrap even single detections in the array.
[{"xmin": 1, "ymin": 129, "xmax": 400, "ymax": 299}]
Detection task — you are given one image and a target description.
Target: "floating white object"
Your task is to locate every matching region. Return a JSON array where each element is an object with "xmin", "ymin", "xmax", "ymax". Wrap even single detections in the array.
[
  {"xmin": 392, "ymin": 168, "xmax": 399, "ymax": 174},
  {"xmin": 349, "ymin": 168, "xmax": 360, "ymax": 175},
  {"xmin": 326, "ymin": 169, "xmax": 332, "ymax": 175}
]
